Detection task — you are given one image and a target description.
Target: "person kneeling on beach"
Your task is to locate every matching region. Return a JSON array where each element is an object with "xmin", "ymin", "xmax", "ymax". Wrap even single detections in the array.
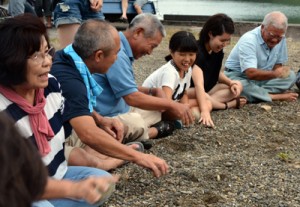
[{"xmin": 224, "ymin": 11, "xmax": 298, "ymax": 103}]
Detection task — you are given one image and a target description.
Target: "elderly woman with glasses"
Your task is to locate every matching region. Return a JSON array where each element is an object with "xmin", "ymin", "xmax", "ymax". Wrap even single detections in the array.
[
  {"xmin": 224, "ymin": 11, "xmax": 298, "ymax": 103},
  {"xmin": 0, "ymin": 14, "xmax": 118, "ymax": 207}
]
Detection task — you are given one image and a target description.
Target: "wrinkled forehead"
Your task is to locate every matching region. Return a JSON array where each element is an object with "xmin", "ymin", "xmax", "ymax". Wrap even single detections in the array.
[{"xmin": 264, "ymin": 24, "xmax": 286, "ymax": 34}]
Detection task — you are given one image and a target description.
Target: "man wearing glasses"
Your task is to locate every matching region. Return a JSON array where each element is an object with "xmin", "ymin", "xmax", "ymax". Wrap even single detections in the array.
[{"xmin": 224, "ymin": 11, "xmax": 298, "ymax": 103}]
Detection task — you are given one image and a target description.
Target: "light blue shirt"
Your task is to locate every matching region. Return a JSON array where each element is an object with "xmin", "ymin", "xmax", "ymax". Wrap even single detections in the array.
[
  {"xmin": 225, "ymin": 26, "xmax": 288, "ymax": 73},
  {"xmin": 93, "ymin": 32, "xmax": 138, "ymax": 117}
]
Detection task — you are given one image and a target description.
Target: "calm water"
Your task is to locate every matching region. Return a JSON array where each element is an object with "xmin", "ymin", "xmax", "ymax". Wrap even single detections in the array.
[{"xmin": 154, "ymin": 0, "xmax": 300, "ymax": 24}]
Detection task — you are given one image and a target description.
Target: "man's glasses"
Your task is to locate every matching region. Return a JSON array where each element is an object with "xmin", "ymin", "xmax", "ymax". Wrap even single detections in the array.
[
  {"xmin": 266, "ymin": 30, "xmax": 285, "ymax": 41},
  {"xmin": 29, "ymin": 47, "xmax": 55, "ymax": 64}
]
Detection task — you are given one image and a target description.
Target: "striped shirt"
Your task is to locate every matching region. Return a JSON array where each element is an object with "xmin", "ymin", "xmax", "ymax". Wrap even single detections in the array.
[{"xmin": 0, "ymin": 75, "xmax": 68, "ymax": 179}]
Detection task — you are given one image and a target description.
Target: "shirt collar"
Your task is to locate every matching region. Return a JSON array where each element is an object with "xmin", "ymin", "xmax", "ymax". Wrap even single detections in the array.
[
  {"xmin": 257, "ymin": 26, "xmax": 266, "ymax": 45},
  {"xmin": 119, "ymin": 32, "xmax": 134, "ymax": 62},
  {"xmin": 257, "ymin": 25, "xmax": 271, "ymax": 50}
]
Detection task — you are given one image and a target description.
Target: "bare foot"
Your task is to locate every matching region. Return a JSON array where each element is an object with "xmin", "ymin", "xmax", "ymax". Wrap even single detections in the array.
[
  {"xmin": 96, "ymin": 156, "xmax": 125, "ymax": 171},
  {"xmin": 80, "ymin": 144, "xmax": 141, "ymax": 171},
  {"xmin": 270, "ymin": 92, "xmax": 299, "ymax": 102},
  {"xmin": 95, "ymin": 144, "xmax": 142, "ymax": 170}
]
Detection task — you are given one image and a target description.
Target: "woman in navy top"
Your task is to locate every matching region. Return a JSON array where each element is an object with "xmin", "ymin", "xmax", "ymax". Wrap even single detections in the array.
[{"xmin": 188, "ymin": 13, "xmax": 247, "ymax": 115}]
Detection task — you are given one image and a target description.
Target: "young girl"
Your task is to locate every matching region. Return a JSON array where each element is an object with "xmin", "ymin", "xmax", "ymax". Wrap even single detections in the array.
[
  {"xmin": 143, "ymin": 31, "xmax": 214, "ymax": 127},
  {"xmin": 188, "ymin": 13, "xmax": 246, "ymax": 113}
]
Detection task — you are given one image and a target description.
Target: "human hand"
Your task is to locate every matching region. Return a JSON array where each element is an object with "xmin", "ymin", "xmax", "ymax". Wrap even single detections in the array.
[
  {"xmin": 133, "ymin": 153, "xmax": 169, "ymax": 177},
  {"xmin": 280, "ymin": 66, "xmax": 290, "ymax": 78},
  {"xmin": 71, "ymin": 175, "xmax": 119, "ymax": 204},
  {"xmin": 171, "ymin": 102, "xmax": 194, "ymax": 126},
  {"xmin": 90, "ymin": 0, "xmax": 103, "ymax": 12},
  {"xmin": 273, "ymin": 66, "xmax": 290, "ymax": 79},
  {"xmin": 229, "ymin": 80, "xmax": 243, "ymax": 97},
  {"xmin": 199, "ymin": 111, "xmax": 215, "ymax": 128},
  {"xmin": 100, "ymin": 117, "xmax": 124, "ymax": 142}
]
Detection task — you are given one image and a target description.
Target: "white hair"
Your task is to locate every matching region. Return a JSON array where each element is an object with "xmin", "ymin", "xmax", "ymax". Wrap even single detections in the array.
[{"xmin": 262, "ymin": 11, "xmax": 288, "ymax": 31}]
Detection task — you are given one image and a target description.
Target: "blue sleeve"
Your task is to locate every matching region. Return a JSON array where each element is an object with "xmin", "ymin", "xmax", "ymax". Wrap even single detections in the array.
[{"xmin": 238, "ymin": 35, "xmax": 258, "ymax": 72}]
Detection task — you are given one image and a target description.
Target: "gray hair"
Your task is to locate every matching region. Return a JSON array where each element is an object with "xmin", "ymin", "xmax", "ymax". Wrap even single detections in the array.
[
  {"xmin": 128, "ymin": 13, "xmax": 166, "ymax": 38},
  {"xmin": 262, "ymin": 11, "xmax": 288, "ymax": 31},
  {"xmin": 73, "ymin": 19, "xmax": 117, "ymax": 59}
]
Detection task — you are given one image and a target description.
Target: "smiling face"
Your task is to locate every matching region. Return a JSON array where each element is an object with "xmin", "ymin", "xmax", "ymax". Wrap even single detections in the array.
[
  {"xmin": 131, "ymin": 29, "xmax": 163, "ymax": 59},
  {"xmin": 171, "ymin": 51, "xmax": 197, "ymax": 73},
  {"xmin": 24, "ymin": 36, "xmax": 52, "ymax": 90},
  {"xmin": 207, "ymin": 32, "xmax": 232, "ymax": 53}
]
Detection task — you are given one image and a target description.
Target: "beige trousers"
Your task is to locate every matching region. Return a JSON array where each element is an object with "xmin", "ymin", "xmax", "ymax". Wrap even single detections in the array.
[
  {"xmin": 64, "ymin": 108, "xmax": 161, "ymax": 160},
  {"xmin": 115, "ymin": 107, "xmax": 161, "ymax": 142}
]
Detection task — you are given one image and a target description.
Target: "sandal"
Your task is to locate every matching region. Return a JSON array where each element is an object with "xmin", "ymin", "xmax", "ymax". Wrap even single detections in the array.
[
  {"xmin": 151, "ymin": 121, "xmax": 175, "ymax": 139},
  {"xmin": 119, "ymin": 17, "xmax": 128, "ymax": 23},
  {"xmin": 140, "ymin": 140, "xmax": 153, "ymax": 150},
  {"xmin": 126, "ymin": 141, "xmax": 144, "ymax": 152},
  {"xmin": 235, "ymin": 96, "xmax": 247, "ymax": 109},
  {"xmin": 224, "ymin": 102, "xmax": 228, "ymax": 110},
  {"xmin": 123, "ymin": 142, "xmax": 145, "ymax": 165}
]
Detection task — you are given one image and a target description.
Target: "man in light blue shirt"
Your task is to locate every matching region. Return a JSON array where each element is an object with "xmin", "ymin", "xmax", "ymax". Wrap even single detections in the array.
[{"xmin": 225, "ymin": 11, "xmax": 298, "ymax": 103}]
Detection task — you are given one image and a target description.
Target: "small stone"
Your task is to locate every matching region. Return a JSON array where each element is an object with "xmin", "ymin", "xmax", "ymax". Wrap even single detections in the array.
[
  {"xmin": 260, "ymin": 104, "xmax": 272, "ymax": 111},
  {"xmin": 180, "ymin": 190, "xmax": 193, "ymax": 194},
  {"xmin": 225, "ymin": 162, "xmax": 234, "ymax": 167}
]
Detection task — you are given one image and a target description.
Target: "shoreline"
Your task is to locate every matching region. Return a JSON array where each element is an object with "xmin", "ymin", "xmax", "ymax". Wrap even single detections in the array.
[
  {"xmin": 103, "ymin": 16, "xmax": 300, "ymax": 40},
  {"xmin": 161, "ymin": 15, "xmax": 300, "ymax": 40}
]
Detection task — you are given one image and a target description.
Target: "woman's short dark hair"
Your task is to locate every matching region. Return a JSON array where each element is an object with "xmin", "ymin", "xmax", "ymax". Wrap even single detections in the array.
[
  {"xmin": 0, "ymin": 112, "xmax": 48, "ymax": 207},
  {"xmin": 199, "ymin": 13, "xmax": 234, "ymax": 45},
  {"xmin": 0, "ymin": 14, "xmax": 49, "ymax": 87},
  {"xmin": 165, "ymin": 31, "xmax": 198, "ymax": 61}
]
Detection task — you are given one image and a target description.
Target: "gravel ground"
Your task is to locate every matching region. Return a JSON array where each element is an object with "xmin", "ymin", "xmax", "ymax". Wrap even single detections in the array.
[
  {"xmin": 103, "ymin": 25, "xmax": 300, "ymax": 207},
  {"xmin": 48, "ymin": 24, "xmax": 300, "ymax": 207}
]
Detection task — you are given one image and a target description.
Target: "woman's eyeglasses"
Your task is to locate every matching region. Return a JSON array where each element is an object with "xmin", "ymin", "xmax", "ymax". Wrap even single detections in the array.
[{"xmin": 29, "ymin": 47, "xmax": 55, "ymax": 64}]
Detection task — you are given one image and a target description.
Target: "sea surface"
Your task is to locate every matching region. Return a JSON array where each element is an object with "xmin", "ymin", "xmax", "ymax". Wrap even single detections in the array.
[{"xmin": 153, "ymin": 0, "xmax": 300, "ymax": 24}]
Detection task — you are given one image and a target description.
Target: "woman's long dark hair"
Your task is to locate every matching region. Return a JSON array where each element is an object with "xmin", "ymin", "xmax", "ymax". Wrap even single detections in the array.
[{"xmin": 198, "ymin": 13, "xmax": 234, "ymax": 46}]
